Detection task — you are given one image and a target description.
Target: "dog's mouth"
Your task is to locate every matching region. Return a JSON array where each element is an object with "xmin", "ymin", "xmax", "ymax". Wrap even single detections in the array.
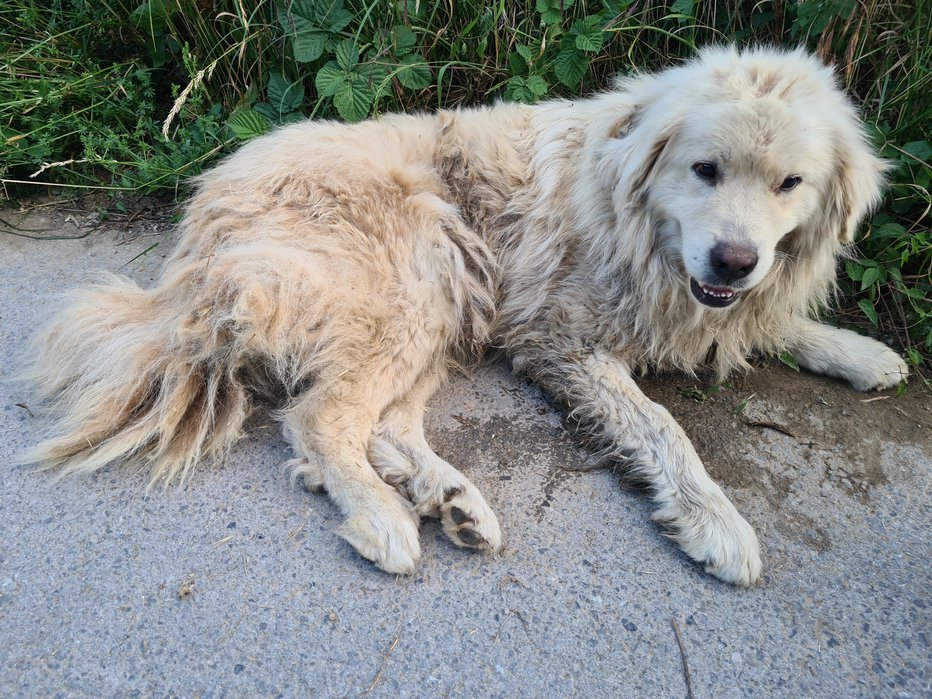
[{"xmin": 689, "ymin": 278, "xmax": 740, "ymax": 308}]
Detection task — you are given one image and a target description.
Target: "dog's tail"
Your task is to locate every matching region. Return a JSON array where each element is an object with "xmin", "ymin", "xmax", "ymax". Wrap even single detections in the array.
[{"xmin": 22, "ymin": 273, "xmax": 252, "ymax": 486}]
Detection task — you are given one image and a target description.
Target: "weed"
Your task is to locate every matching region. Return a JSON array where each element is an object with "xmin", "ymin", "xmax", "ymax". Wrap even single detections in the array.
[{"xmin": 0, "ymin": 0, "xmax": 928, "ymax": 366}]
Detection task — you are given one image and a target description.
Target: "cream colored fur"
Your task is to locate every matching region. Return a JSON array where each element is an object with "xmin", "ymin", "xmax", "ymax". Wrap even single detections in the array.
[{"xmin": 24, "ymin": 46, "xmax": 907, "ymax": 584}]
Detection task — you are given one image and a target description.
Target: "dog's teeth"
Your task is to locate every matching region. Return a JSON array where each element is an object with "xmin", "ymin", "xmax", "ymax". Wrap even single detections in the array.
[{"xmin": 700, "ymin": 284, "xmax": 734, "ymax": 299}]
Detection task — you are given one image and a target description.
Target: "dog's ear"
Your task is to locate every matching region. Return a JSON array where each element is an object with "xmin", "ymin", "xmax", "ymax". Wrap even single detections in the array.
[
  {"xmin": 823, "ymin": 134, "xmax": 888, "ymax": 244},
  {"xmin": 599, "ymin": 103, "xmax": 680, "ymax": 205}
]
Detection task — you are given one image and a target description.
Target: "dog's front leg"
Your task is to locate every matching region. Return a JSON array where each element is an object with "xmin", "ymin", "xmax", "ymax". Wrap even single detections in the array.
[
  {"xmin": 785, "ymin": 317, "xmax": 908, "ymax": 391},
  {"xmin": 520, "ymin": 346, "xmax": 761, "ymax": 586}
]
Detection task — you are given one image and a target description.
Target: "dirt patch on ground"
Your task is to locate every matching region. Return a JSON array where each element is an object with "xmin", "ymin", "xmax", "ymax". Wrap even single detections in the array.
[
  {"xmin": 639, "ymin": 366, "xmax": 930, "ymax": 493},
  {"xmin": 638, "ymin": 366, "xmax": 931, "ymax": 552},
  {"xmin": 1, "ymin": 193, "xmax": 175, "ymax": 245}
]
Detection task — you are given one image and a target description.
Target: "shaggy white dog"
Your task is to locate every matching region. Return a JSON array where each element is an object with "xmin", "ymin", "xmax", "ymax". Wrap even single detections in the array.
[{"xmin": 25, "ymin": 46, "xmax": 908, "ymax": 585}]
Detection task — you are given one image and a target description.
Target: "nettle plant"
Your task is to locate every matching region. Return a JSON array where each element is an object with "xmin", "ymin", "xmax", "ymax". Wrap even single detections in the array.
[
  {"xmin": 226, "ymin": 0, "xmax": 627, "ymax": 139},
  {"xmin": 846, "ymin": 137, "xmax": 931, "ymax": 368},
  {"xmin": 227, "ymin": 0, "xmax": 434, "ymax": 137},
  {"xmin": 504, "ymin": 1, "xmax": 611, "ymax": 102}
]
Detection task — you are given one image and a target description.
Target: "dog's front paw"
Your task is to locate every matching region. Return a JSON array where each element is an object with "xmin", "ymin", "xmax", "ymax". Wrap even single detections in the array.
[
  {"xmin": 848, "ymin": 343, "xmax": 909, "ymax": 391},
  {"xmin": 658, "ymin": 500, "xmax": 762, "ymax": 586},
  {"xmin": 339, "ymin": 499, "xmax": 421, "ymax": 575},
  {"xmin": 697, "ymin": 511, "xmax": 761, "ymax": 586}
]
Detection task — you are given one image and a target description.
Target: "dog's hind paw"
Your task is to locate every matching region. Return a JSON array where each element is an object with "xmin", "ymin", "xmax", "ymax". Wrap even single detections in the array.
[
  {"xmin": 339, "ymin": 502, "xmax": 421, "ymax": 575},
  {"xmin": 368, "ymin": 433, "xmax": 502, "ymax": 554},
  {"xmin": 439, "ymin": 484, "xmax": 503, "ymax": 553}
]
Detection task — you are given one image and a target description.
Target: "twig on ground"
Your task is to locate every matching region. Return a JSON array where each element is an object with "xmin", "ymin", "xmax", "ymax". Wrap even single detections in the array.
[
  {"xmin": 365, "ymin": 632, "xmax": 401, "ymax": 695},
  {"xmin": 498, "ymin": 574, "xmax": 530, "ymax": 590},
  {"xmin": 671, "ymin": 617, "xmax": 696, "ymax": 699},
  {"xmin": 744, "ymin": 420, "xmax": 798, "ymax": 439},
  {"xmin": 14, "ymin": 402, "xmax": 35, "ymax": 418},
  {"xmin": 0, "ymin": 213, "xmax": 99, "ymax": 240}
]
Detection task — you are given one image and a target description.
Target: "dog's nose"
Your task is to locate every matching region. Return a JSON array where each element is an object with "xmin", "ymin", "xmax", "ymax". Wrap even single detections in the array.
[{"xmin": 709, "ymin": 242, "xmax": 758, "ymax": 283}]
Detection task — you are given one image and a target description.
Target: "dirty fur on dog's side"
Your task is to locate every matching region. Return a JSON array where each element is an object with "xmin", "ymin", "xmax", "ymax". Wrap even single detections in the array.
[{"xmin": 24, "ymin": 46, "xmax": 907, "ymax": 584}]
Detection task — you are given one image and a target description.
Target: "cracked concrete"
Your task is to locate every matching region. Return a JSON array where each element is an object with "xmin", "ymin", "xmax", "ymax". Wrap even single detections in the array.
[{"xmin": 1, "ymin": 208, "xmax": 929, "ymax": 697}]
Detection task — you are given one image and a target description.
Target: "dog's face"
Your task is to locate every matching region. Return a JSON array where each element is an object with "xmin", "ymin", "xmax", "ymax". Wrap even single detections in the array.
[
  {"xmin": 650, "ymin": 99, "xmax": 831, "ymax": 308},
  {"xmin": 604, "ymin": 48, "xmax": 886, "ymax": 311}
]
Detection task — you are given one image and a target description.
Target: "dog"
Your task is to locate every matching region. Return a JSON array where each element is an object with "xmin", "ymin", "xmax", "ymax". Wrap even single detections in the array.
[{"xmin": 24, "ymin": 46, "xmax": 908, "ymax": 585}]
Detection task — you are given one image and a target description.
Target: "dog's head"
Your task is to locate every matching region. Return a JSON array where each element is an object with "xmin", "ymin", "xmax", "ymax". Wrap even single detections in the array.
[{"xmin": 601, "ymin": 46, "xmax": 886, "ymax": 309}]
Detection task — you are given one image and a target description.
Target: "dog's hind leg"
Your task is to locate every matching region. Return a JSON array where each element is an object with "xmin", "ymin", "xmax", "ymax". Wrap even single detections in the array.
[
  {"xmin": 281, "ymin": 365, "xmax": 426, "ymax": 575},
  {"xmin": 367, "ymin": 369, "xmax": 502, "ymax": 553}
]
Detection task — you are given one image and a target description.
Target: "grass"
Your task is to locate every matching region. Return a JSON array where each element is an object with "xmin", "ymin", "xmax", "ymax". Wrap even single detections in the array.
[{"xmin": 0, "ymin": 0, "xmax": 929, "ymax": 371}]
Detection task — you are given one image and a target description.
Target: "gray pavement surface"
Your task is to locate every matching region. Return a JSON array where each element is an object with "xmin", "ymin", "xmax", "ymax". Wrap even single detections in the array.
[{"xmin": 1, "ymin": 213, "xmax": 930, "ymax": 698}]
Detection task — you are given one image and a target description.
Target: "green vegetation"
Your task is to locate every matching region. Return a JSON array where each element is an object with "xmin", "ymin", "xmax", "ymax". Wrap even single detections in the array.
[{"xmin": 1, "ymin": 1, "xmax": 929, "ymax": 368}]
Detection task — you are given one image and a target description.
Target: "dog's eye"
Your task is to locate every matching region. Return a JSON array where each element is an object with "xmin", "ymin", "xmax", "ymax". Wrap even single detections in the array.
[
  {"xmin": 691, "ymin": 161, "xmax": 718, "ymax": 182},
  {"xmin": 780, "ymin": 175, "xmax": 802, "ymax": 192}
]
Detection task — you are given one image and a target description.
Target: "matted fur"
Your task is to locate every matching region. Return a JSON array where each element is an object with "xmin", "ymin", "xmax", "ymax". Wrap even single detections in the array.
[{"xmin": 24, "ymin": 46, "xmax": 908, "ymax": 584}]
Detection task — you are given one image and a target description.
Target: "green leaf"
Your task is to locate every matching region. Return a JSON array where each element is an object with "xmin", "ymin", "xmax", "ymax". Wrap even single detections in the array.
[
  {"xmin": 791, "ymin": 0, "xmax": 856, "ymax": 38},
  {"xmin": 670, "ymin": 0, "xmax": 695, "ymax": 18},
  {"xmin": 537, "ymin": 0, "xmax": 575, "ymax": 24},
  {"xmin": 252, "ymin": 102, "xmax": 280, "ymax": 122},
  {"xmin": 573, "ymin": 16, "xmax": 605, "ymax": 52},
  {"xmin": 778, "ymin": 351, "xmax": 800, "ymax": 371},
  {"xmin": 871, "ymin": 221, "xmax": 907, "ymax": 239},
  {"xmin": 505, "ymin": 77, "xmax": 534, "ymax": 104},
  {"xmin": 845, "ymin": 260, "xmax": 864, "ymax": 282},
  {"xmin": 315, "ymin": 62, "xmax": 346, "ymax": 97},
  {"xmin": 507, "ymin": 51, "xmax": 528, "ymax": 77},
  {"xmin": 900, "ymin": 140, "xmax": 932, "ymax": 162},
  {"xmin": 281, "ymin": 2, "xmax": 351, "ymax": 62},
  {"xmin": 25, "ymin": 141, "xmax": 51, "ymax": 160},
  {"xmin": 225, "ymin": 110, "xmax": 270, "ymax": 140},
  {"xmin": 858, "ymin": 299, "xmax": 878, "ymax": 325},
  {"xmin": 526, "ymin": 75, "xmax": 549, "ymax": 97},
  {"xmin": 293, "ymin": 30, "xmax": 328, "ymax": 63},
  {"xmin": 326, "ymin": 8, "xmax": 353, "ymax": 32},
  {"xmin": 280, "ymin": 111, "xmax": 306, "ymax": 125},
  {"xmin": 391, "ymin": 25, "xmax": 417, "ymax": 54},
  {"xmin": 396, "ymin": 54, "xmax": 431, "ymax": 90},
  {"xmin": 554, "ymin": 46, "xmax": 589, "ymax": 87},
  {"xmin": 396, "ymin": 0, "xmax": 425, "ymax": 18},
  {"xmin": 335, "ymin": 39, "xmax": 360, "ymax": 71},
  {"xmin": 360, "ymin": 58, "xmax": 394, "ymax": 98},
  {"xmin": 267, "ymin": 73, "xmax": 304, "ymax": 114},
  {"xmin": 130, "ymin": 0, "xmax": 175, "ymax": 30},
  {"xmin": 290, "ymin": 0, "xmax": 351, "ymax": 29},
  {"xmin": 860, "ymin": 266, "xmax": 881, "ymax": 291},
  {"xmin": 333, "ymin": 77, "xmax": 373, "ymax": 122},
  {"xmin": 506, "ymin": 75, "xmax": 547, "ymax": 103},
  {"xmin": 516, "ymin": 44, "xmax": 534, "ymax": 63}
]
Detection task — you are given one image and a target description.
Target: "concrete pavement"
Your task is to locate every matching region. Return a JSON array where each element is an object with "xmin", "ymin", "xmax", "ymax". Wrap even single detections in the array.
[{"xmin": 1, "ymin": 212, "xmax": 929, "ymax": 697}]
